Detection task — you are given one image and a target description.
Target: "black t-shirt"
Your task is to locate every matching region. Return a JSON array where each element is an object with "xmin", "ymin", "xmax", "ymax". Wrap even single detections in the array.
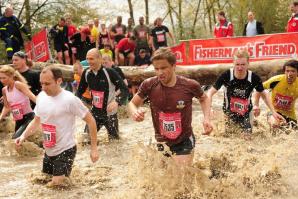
[
  {"xmin": 21, "ymin": 69, "xmax": 41, "ymax": 96},
  {"xmin": 76, "ymin": 67, "xmax": 129, "ymax": 119},
  {"xmin": 150, "ymin": 25, "xmax": 169, "ymax": 49},
  {"xmin": 70, "ymin": 32, "xmax": 94, "ymax": 61},
  {"xmin": 213, "ymin": 69, "xmax": 264, "ymax": 118},
  {"xmin": 50, "ymin": 24, "xmax": 68, "ymax": 44}
]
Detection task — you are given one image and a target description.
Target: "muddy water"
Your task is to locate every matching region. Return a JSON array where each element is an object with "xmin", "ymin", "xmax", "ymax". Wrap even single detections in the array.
[{"xmin": 0, "ymin": 92, "xmax": 297, "ymax": 199}]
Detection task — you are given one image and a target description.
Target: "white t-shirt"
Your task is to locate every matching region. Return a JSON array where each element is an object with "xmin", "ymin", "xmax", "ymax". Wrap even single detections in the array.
[
  {"xmin": 34, "ymin": 89, "xmax": 88, "ymax": 156},
  {"xmin": 246, "ymin": 20, "xmax": 257, "ymax": 36}
]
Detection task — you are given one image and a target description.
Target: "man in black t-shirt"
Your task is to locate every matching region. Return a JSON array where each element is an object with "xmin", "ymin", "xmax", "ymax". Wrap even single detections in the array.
[
  {"xmin": 49, "ymin": 17, "xmax": 70, "ymax": 64},
  {"xmin": 12, "ymin": 51, "xmax": 41, "ymax": 108},
  {"xmin": 150, "ymin": 17, "xmax": 175, "ymax": 51},
  {"xmin": 207, "ymin": 49, "xmax": 284, "ymax": 139}
]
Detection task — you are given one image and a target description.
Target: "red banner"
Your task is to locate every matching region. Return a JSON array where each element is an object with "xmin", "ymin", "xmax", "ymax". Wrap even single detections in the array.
[
  {"xmin": 25, "ymin": 28, "xmax": 51, "ymax": 62},
  {"xmin": 189, "ymin": 33, "xmax": 298, "ymax": 64},
  {"xmin": 170, "ymin": 42, "xmax": 187, "ymax": 65}
]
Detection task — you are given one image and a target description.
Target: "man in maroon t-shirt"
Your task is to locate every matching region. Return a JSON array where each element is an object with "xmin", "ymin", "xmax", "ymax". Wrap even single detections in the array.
[
  {"xmin": 128, "ymin": 47, "xmax": 213, "ymax": 166},
  {"xmin": 115, "ymin": 35, "xmax": 136, "ymax": 66}
]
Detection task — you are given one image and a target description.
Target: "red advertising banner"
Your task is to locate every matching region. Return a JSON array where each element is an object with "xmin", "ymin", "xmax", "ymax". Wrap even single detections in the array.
[
  {"xmin": 25, "ymin": 28, "xmax": 51, "ymax": 62},
  {"xmin": 189, "ymin": 33, "xmax": 298, "ymax": 65},
  {"xmin": 170, "ymin": 42, "xmax": 187, "ymax": 65}
]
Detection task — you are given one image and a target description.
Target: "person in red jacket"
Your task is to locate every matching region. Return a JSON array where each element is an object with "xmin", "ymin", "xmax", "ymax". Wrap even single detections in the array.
[
  {"xmin": 214, "ymin": 11, "xmax": 233, "ymax": 38},
  {"xmin": 287, "ymin": 1, "xmax": 298, "ymax": 32},
  {"xmin": 115, "ymin": 36, "xmax": 136, "ymax": 66}
]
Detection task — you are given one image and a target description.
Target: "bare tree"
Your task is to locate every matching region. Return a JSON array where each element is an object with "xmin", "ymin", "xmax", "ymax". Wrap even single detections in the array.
[
  {"xmin": 144, "ymin": 0, "xmax": 149, "ymax": 25},
  {"xmin": 191, "ymin": 0, "xmax": 202, "ymax": 38},
  {"xmin": 127, "ymin": 0, "xmax": 135, "ymax": 25}
]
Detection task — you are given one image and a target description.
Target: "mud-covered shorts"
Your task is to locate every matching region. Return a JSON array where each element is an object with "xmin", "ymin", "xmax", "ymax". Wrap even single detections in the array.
[
  {"xmin": 43, "ymin": 146, "xmax": 77, "ymax": 177},
  {"xmin": 157, "ymin": 134, "xmax": 196, "ymax": 157}
]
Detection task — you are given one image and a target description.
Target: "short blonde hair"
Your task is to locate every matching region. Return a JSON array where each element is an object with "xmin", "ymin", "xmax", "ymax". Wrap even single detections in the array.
[{"xmin": 233, "ymin": 49, "xmax": 250, "ymax": 62}]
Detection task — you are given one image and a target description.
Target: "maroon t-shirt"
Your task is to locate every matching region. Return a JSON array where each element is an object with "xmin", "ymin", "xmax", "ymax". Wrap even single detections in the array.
[{"xmin": 137, "ymin": 75, "xmax": 204, "ymax": 145}]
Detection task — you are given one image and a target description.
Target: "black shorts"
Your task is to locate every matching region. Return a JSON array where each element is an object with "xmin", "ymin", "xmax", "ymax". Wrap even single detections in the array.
[
  {"xmin": 42, "ymin": 146, "xmax": 77, "ymax": 177},
  {"xmin": 157, "ymin": 135, "xmax": 195, "ymax": 157},
  {"xmin": 120, "ymin": 51, "xmax": 131, "ymax": 58},
  {"xmin": 54, "ymin": 42, "xmax": 69, "ymax": 52}
]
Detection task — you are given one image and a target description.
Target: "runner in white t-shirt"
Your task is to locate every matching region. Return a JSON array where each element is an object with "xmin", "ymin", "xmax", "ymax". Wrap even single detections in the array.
[{"xmin": 15, "ymin": 66, "xmax": 99, "ymax": 187}]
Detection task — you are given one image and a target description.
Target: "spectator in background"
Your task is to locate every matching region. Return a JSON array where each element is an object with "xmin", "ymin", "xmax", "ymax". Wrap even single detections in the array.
[
  {"xmin": 134, "ymin": 49, "xmax": 151, "ymax": 67},
  {"xmin": 0, "ymin": 7, "xmax": 31, "ymax": 61},
  {"xmin": 150, "ymin": 17, "xmax": 175, "ymax": 52},
  {"xmin": 49, "ymin": 17, "xmax": 70, "ymax": 64},
  {"xmin": 111, "ymin": 16, "xmax": 127, "ymax": 46},
  {"xmin": 102, "ymin": 54, "xmax": 128, "ymax": 86},
  {"xmin": 115, "ymin": 36, "xmax": 136, "ymax": 66},
  {"xmin": 287, "ymin": 1, "xmax": 298, "ymax": 32},
  {"xmin": 99, "ymin": 44, "xmax": 113, "ymax": 59},
  {"xmin": 133, "ymin": 16, "xmax": 150, "ymax": 55},
  {"xmin": 97, "ymin": 23, "xmax": 113, "ymax": 50},
  {"xmin": 65, "ymin": 13, "xmax": 78, "ymax": 64},
  {"xmin": 72, "ymin": 62, "xmax": 92, "ymax": 106},
  {"xmin": 214, "ymin": 11, "xmax": 233, "ymax": 38},
  {"xmin": 91, "ymin": 18, "xmax": 100, "ymax": 44},
  {"xmin": 70, "ymin": 27, "xmax": 93, "ymax": 61},
  {"xmin": 243, "ymin": 11, "xmax": 264, "ymax": 36},
  {"xmin": 127, "ymin": 18, "xmax": 134, "ymax": 38},
  {"xmin": 87, "ymin": 20, "xmax": 96, "ymax": 47}
]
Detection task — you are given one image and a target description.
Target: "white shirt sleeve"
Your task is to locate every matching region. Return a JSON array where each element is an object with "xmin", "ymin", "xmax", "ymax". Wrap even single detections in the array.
[{"xmin": 70, "ymin": 95, "xmax": 89, "ymax": 119}]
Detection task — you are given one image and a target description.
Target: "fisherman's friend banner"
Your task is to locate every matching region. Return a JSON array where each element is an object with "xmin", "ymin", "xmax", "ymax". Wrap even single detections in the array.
[{"xmin": 188, "ymin": 32, "xmax": 298, "ymax": 65}]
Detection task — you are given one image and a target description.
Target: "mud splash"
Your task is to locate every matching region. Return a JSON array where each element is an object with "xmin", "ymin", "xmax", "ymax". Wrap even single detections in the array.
[{"xmin": 0, "ymin": 94, "xmax": 297, "ymax": 199}]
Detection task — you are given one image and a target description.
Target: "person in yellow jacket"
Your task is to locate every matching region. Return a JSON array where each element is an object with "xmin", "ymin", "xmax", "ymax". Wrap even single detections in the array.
[{"xmin": 254, "ymin": 59, "xmax": 298, "ymax": 129}]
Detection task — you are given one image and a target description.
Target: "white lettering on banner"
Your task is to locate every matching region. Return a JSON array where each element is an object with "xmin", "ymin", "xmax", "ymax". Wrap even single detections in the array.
[
  {"xmin": 193, "ymin": 42, "xmax": 297, "ymax": 61},
  {"xmin": 34, "ymin": 41, "xmax": 46, "ymax": 60}
]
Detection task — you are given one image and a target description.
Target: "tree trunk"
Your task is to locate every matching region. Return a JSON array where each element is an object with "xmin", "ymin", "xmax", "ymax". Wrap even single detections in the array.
[
  {"xmin": 178, "ymin": 0, "xmax": 183, "ymax": 39},
  {"xmin": 165, "ymin": 0, "xmax": 176, "ymax": 38},
  {"xmin": 191, "ymin": 0, "xmax": 202, "ymax": 38},
  {"xmin": 1, "ymin": 59, "xmax": 286, "ymax": 85},
  {"xmin": 127, "ymin": 0, "xmax": 135, "ymax": 25},
  {"xmin": 24, "ymin": 0, "xmax": 31, "ymax": 33},
  {"xmin": 144, "ymin": 0, "xmax": 149, "ymax": 25}
]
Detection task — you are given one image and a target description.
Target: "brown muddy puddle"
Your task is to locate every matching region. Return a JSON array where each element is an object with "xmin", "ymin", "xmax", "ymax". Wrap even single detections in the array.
[{"xmin": 0, "ymin": 92, "xmax": 297, "ymax": 199}]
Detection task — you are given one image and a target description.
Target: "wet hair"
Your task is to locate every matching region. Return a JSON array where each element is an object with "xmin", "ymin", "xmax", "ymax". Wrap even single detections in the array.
[
  {"xmin": 283, "ymin": 59, "xmax": 298, "ymax": 71},
  {"xmin": 13, "ymin": 51, "xmax": 33, "ymax": 67},
  {"xmin": 41, "ymin": 66, "xmax": 63, "ymax": 81},
  {"xmin": 218, "ymin": 11, "xmax": 226, "ymax": 18},
  {"xmin": 0, "ymin": 65, "xmax": 28, "ymax": 84},
  {"xmin": 151, "ymin": 47, "xmax": 176, "ymax": 65},
  {"xmin": 233, "ymin": 49, "xmax": 250, "ymax": 62}
]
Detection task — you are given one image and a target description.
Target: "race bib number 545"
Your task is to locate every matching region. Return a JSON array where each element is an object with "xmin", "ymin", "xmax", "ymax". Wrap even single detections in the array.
[{"xmin": 159, "ymin": 112, "xmax": 182, "ymax": 140}]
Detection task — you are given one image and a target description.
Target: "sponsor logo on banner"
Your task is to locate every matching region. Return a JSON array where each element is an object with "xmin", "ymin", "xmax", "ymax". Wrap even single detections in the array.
[
  {"xmin": 25, "ymin": 28, "xmax": 51, "ymax": 62},
  {"xmin": 189, "ymin": 32, "xmax": 298, "ymax": 64},
  {"xmin": 170, "ymin": 42, "xmax": 187, "ymax": 65}
]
